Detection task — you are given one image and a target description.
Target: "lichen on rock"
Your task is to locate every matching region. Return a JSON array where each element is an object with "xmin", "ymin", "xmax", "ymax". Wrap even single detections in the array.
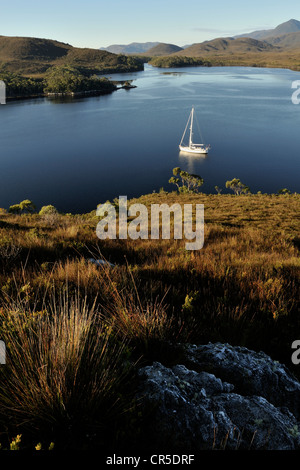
[{"xmin": 135, "ymin": 343, "xmax": 300, "ymax": 451}]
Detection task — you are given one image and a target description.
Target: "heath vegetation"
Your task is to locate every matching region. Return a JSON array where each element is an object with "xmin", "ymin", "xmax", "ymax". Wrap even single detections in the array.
[{"xmin": 0, "ymin": 186, "xmax": 299, "ymax": 450}]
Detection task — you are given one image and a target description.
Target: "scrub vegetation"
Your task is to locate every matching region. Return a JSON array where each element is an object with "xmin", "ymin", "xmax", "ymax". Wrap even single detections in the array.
[{"xmin": 0, "ymin": 188, "xmax": 299, "ymax": 450}]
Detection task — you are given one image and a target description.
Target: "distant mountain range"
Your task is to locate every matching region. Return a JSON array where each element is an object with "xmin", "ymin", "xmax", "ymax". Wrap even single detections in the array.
[
  {"xmin": 100, "ymin": 19, "xmax": 300, "ymax": 56},
  {"xmin": 100, "ymin": 42, "xmax": 191, "ymax": 54},
  {"xmin": 100, "ymin": 42, "xmax": 160, "ymax": 54},
  {"xmin": 234, "ymin": 18, "xmax": 300, "ymax": 40},
  {"xmin": 176, "ymin": 19, "xmax": 300, "ymax": 57}
]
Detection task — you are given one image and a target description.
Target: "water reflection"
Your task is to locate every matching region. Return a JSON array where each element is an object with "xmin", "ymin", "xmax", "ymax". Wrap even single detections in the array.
[
  {"xmin": 178, "ymin": 151, "xmax": 208, "ymax": 173},
  {"xmin": 160, "ymin": 72, "xmax": 186, "ymax": 76}
]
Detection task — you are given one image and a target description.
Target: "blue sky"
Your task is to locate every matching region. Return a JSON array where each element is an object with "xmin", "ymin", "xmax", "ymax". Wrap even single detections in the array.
[{"xmin": 1, "ymin": 0, "xmax": 300, "ymax": 48}]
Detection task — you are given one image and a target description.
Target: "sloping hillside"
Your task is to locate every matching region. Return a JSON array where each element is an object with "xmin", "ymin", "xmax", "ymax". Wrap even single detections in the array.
[
  {"xmin": 0, "ymin": 36, "xmax": 144, "ymax": 76},
  {"xmin": 265, "ymin": 31, "xmax": 300, "ymax": 49},
  {"xmin": 175, "ymin": 37, "xmax": 277, "ymax": 56},
  {"xmin": 0, "ymin": 36, "xmax": 71, "ymax": 60},
  {"xmin": 146, "ymin": 43, "xmax": 183, "ymax": 56}
]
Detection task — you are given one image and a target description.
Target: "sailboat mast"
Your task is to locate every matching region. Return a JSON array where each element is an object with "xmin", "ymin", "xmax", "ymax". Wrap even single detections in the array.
[{"xmin": 189, "ymin": 107, "xmax": 194, "ymax": 147}]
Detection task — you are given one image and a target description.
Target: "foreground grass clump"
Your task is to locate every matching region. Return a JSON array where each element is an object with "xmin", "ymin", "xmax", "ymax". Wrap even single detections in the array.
[
  {"xmin": 0, "ymin": 291, "xmax": 132, "ymax": 450},
  {"xmin": 0, "ymin": 192, "xmax": 299, "ymax": 449}
]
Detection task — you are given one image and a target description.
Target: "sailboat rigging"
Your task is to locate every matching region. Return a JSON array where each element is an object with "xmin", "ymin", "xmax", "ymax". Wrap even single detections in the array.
[{"xmin": 179, "ymin": 106, "xmax": 210, "ymax": 155}]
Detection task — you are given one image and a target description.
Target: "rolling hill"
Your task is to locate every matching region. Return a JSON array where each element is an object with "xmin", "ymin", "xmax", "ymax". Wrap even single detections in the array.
[
  {"xmin": 145, "ymin": 43, "xmax": 183, "ymax": 56},
  {"xmin": 0, "ymin": 36, "xmax": 144, "ymax": 76},
  {"xmin": 0, "ymin": 36, "xmax": 71, "ymax": 60},
  {"xmin": 174, "ymin": 37, "xmax": 277, "ymax": 56}
]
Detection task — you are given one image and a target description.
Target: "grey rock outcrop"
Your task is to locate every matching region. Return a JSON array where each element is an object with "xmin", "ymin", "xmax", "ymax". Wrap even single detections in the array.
[
  {"xmin": 136, "ymin": 343, "xmax": 300, "ymax": 451},
  {"xmin": 185, "ymin": 342, "xmax": 300, "ymax": 420}
]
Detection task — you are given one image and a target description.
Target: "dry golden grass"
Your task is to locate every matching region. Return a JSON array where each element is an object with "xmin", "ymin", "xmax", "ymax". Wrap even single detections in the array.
[
  {"xmin": 0, "ymin": 191, "xmax": 299, "ymax": 448},
  {"xmin": 0, "ymin": 289, "xmax": 130, "ymax": 446}
]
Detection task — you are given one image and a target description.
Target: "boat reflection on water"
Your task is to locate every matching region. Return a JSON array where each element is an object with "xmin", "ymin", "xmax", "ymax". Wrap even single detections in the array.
[{"xmin": 178, "ymin": 149, "xmax": 208, "ymax": 173}]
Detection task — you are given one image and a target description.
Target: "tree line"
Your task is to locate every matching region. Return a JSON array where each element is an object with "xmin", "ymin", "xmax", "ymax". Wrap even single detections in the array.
[
  {"xmin": 149, "ymin": 56, "xmax": 212, "ymax": 68},
  {"xmin": 3, "ymin": 174, "xmax": 295, "ymax": 219},
  {"xmin": 0, "ymin": 65, "xmax": 118, "ymax": 98},
  {"xmin": 168, "ymin": 168, "xmax": 293, "ymax": 195},
  {"xmin": 0, "ymin": 70, "xmax": 44, "ymax": 97}
]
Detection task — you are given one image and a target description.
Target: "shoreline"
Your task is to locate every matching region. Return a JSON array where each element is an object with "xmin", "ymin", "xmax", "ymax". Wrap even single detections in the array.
[
  {"xmin": 5, "ymin": 62, "xmax": 300, "ymax": 103},
  {"xmin": 6, "ymin": 83, "xmax": 137, "ymax": 103}
]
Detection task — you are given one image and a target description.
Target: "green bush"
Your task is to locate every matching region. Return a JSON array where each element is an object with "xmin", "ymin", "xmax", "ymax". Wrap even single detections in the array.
[{"xmin": 39, "ymin": 205, "xmax": 58, "ymax": 216}]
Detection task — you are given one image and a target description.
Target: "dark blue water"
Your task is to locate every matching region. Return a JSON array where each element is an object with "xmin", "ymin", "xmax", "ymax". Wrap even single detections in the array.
[{"xmin": 0, "ymin": 64, "xmax": 299, "ymax": 213}]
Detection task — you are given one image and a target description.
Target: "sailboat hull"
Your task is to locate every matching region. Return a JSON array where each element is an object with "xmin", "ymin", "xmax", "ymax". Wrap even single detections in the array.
[{"xmin": 179, "ymin": 144, "xmax": 209, "ymax": 154}]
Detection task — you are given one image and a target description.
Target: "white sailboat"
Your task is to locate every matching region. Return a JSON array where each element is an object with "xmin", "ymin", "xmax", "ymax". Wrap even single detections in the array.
[{"xmin": 179, "ymin": 106, "xmax": 210, "ymax": 155}]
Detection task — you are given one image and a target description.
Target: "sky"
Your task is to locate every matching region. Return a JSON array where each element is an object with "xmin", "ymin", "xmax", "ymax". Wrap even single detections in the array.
[{"xmin": 0, "ymin": 0, "xmax": 300, "ymax": 48}]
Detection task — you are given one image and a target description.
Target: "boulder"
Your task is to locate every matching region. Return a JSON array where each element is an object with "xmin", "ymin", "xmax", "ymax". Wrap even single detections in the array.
[
  {"xmin": 135, "ymin": 343, "xmax": 300, "ymax": 451},
  {"xmin": 185, "ymin": 342, "xmax": 300, "ymax": 420}
]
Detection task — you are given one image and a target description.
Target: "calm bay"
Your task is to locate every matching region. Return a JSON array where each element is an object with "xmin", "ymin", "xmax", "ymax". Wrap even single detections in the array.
[{"xmin": 0, "ymin": 64, "xmax": 299, "ymax": 213}]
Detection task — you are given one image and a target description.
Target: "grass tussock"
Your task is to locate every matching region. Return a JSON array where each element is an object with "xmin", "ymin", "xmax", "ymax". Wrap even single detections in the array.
[{"xmin": 0, "ymin": 289, "xmax": 131, "ymax": 449}]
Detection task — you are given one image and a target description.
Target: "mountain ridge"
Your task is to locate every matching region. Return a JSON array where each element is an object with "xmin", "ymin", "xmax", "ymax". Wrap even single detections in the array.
[
  {"xmin": 234, "ymin": 19, "xmax": 300, "ymax": 40},
  {"xmin": 100, "ymin": 42, "xmax": 160, "ymax": 54},
  {"xmin": 173, "ymin": 37, "xmax": 278, "ymax": 56},
  {"xmin": 99, "ymin": 20, "xmax": 300, "ymax": 55}
]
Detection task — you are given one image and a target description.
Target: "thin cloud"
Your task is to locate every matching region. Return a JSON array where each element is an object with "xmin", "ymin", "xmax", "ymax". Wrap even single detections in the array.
[
  {"xmin": 192, "ymin": 27, "xmax": 235, "ymax": 34},
  {"xmin": 240, "ymin": 24, "xmax": 274, "ymax": 31},
  {"xmin": 192, "ymin": 24, "xmax": 273, "ymax": 36}
]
